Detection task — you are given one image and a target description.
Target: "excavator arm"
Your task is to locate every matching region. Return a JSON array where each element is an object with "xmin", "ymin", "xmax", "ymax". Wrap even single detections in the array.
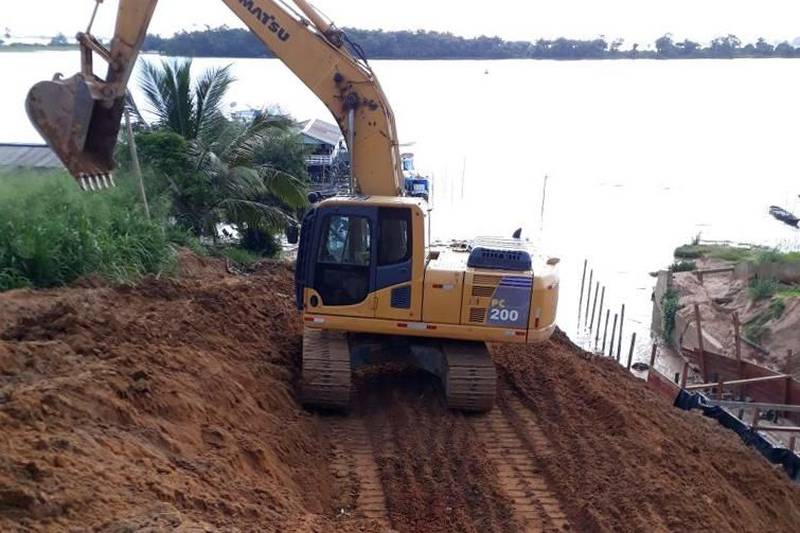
[{"xmin": 26, "ymin": 0, "xmax": 403, "ymax": 196}]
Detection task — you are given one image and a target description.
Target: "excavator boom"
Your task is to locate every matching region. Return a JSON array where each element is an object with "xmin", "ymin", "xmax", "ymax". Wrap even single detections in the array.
[{"xmin": 26, "ymin": 0, "xmax": 403, "ymax": 196}]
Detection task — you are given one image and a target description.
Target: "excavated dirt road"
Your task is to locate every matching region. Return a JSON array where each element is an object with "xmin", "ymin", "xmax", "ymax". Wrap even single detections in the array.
[{"xmin": 1, "ymin": 253, "xmax": 799, "ymax": 532}]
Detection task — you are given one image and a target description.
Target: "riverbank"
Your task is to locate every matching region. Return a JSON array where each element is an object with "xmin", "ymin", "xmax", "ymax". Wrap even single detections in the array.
[
  {"xmin": 2, "ymin": 251, "xmax": 799, "ymax": 531},
  {"xmin": 652, "ymin": 241, "xmax": 800, "ymax": 375}
]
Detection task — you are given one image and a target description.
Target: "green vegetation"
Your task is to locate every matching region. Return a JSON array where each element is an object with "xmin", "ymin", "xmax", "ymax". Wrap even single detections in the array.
[
  {"xmin": 212, "ymin": 246, "xmax": 263, "ymax": 267},
  {"xmin": 124, "ymin": 58, "xmax": 308, "ymax": 250},
  {"xmin": 669, "ymin": 260, "xmax": 696, "ymax": 273},
  {"xmin": 1, "ymin": 60, "xmax": 311, "ymax": 292},
  {"xmin": 0, "ymin": 171, "xmax": 179, "ymax": 291},
  {"xmin": 743, "ymin": 298, "xmax": 786, "ymax": 344},
  {"xmin": 748, "ymin": 277, "xmax": 779, "ymax": 301},
  {"xmin": 673, "ymin": 243, "xmax": 800, "ymax": 264},
  {"xmin": 661, "ymin": 289, "xmax": 681, "ymax": 343},
  {"xmin": 135, "ymin": 26, "xmax": 800, "ymax": 60}
]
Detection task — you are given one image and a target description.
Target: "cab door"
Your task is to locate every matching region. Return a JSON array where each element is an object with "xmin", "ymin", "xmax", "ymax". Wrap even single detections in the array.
[{"xmin": 306, "ymin": 206, "xmax": 378, "ymax": 318}]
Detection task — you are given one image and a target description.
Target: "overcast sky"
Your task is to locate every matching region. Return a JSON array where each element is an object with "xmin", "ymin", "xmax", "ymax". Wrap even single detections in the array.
[{"xmin": 2, "ymin": 0, "xmax": 800, "ymax": 45}]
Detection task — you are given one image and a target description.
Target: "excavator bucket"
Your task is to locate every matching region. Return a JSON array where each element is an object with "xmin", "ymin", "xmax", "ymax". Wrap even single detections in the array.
[{"xmin": 26, "ymin": 73, "xmax": 123, "ymax": 191}]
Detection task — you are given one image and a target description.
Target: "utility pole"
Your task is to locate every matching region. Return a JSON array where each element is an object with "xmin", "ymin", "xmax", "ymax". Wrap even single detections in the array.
[{"xmin": 124, "ymin": 108, "xmax": 150, "ymax": 221}]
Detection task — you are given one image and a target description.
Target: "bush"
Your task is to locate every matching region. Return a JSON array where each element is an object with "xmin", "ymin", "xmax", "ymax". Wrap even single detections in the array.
[
  {"xmin": 748, "ymin": 277, "xmax": 778, "ymax": 301},
  {"xmin": 743, "ymin": 298, "xmax": 785, "ymax": 344},
  {"xmin": 0, "ymin": 170, "xmax": 184, "ymax": 291},
  {"xmin": 669, "ymin": 260, "xmax": 696, "ymax": 272},
  {"xmin": 661, "ymin": 289, "xmax": 680, "ymax": 343},
  {"xmin": 674, "ymin": 245, "xmax": 704, "ymax": 259}
]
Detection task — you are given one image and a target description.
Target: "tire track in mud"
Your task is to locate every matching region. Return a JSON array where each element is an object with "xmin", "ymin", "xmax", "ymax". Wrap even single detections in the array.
[
  {"xmin": 322, "ymin": 416, "xmax": 391, "ymax": 527},
  {"xmin": 471, "ymin": 387, "xmax": 571, "ymax": 532}
]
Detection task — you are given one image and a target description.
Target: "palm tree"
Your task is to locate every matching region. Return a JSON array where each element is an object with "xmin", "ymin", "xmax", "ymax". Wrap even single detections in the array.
[{"xmin": 136, "ymin": 58, "xmax": 307, "ymax": 245}]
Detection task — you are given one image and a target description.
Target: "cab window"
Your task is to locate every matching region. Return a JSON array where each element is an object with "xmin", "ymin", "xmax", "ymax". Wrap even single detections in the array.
[
  {"xmin": 378, "ymin": 208, "xmax": 411, "ymax": 266},
  {"xmin": 319, "ymin": 215, "xmax": 371, "ymax": 266}
]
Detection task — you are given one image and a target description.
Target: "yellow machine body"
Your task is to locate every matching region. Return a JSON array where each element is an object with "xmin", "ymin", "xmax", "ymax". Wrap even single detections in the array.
[{"xmin": 298, "ymin": 196, "xmax": 559, "ymax": 345}]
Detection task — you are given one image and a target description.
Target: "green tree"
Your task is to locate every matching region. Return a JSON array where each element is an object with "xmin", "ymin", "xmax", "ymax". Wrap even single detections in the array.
[
  {"xmin": 136, "ymin": 59, "xmax": 306, "ymax": 244},
  {"xmin": 754, "ymin": 38, "xmax": 775, "ymax": 56},
  {"xmin": 655, "ymin": 34, "xmax": 677, "ymax": 58},
  {"xmin": 49, "ymin": 33, "xmax": 69, "ymax": 46},
  {"xmin": 709, "ymin": 34, "xmax": 741, "ymax": 58}
]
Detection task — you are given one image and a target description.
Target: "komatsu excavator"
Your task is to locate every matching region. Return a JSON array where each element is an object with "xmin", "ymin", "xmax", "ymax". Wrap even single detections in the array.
[{"xmin": 26, "ymin": 0, "xmax": 560, "ymax": 412}]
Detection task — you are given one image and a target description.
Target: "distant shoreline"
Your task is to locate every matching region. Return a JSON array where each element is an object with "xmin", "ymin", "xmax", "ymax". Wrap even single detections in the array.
[{"xmin": 4, "ymin": 45, "xmax": 800, "ymax": 62}]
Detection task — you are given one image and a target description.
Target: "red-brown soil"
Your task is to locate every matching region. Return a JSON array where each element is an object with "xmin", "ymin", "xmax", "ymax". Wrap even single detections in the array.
[{"xmin": 1, "ymin": 254, "xmax": 799, "ymax": 532}]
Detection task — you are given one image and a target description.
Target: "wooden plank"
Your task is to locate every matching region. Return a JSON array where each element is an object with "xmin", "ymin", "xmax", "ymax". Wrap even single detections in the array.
[
  {"xmin": 695, "ymin": 267, "xmax": 736, "ymax": 275},
  {"xmin": 685, "ymin": 374, "xmax": 792, "ymax": 390},
  {"xmin": 694, "ymin": 304, "xmax": 707, "ymax": 382}
]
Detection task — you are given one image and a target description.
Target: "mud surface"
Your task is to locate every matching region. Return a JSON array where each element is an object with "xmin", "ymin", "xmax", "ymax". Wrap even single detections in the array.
[{"xmin": 1, "ymin": 253, "xmax": 799, "ymax": 532}]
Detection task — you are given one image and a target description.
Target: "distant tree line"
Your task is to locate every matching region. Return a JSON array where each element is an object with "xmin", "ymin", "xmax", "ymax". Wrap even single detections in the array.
[
  {"xmin": 4, "ymin": 27, "xmax": 800, "ymax": 59},
  {"xmin": 137, "ymin": 27, "xmax": 800, "ymax": 60}
]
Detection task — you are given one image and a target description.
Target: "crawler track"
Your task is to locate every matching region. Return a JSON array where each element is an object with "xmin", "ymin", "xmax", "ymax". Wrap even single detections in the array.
[
  {"xmin": 471, "ymin": 389, "xmax": 571, "ymax": 532},
  {"xmin": 443, "ymin": 341, "xmax": 497, "ymax": 412},
  {"xmin": 301, "ymin": 328, "xmax": 351, "ymax": 409},
  {"xmin": 323, "ymin": 416, "xmax": 391, "ymax": 526}
]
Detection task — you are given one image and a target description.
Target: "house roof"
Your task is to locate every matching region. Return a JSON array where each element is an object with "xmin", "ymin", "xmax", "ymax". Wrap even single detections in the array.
[
  {"xmin": 0, "ymin": 143, "xmax": 62, "ymax": 169},
  {"xmin": 300, "ymin": 119, "xmax": 342, "ymax": 147}
]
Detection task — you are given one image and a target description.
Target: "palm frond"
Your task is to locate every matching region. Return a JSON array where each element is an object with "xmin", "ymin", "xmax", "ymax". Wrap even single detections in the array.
[
  {"xmin": 195, "ymin": 65, "xmax": 234, "ymax": 142},
  {"xmin": 218, "ymin": 198, "xmax": 293, "ymax": 230},
  {"xmin": 260, "ymin": 167, "xmax": 308, "ymax": 209}
]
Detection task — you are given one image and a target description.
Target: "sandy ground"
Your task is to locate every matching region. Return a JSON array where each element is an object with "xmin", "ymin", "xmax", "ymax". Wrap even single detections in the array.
[
  {"xmin": 671, "ymin": 262, "xmax": 799, "ymax": 373},
  {"xmin": 1, "ymin": 252, "xmax": 799, "ymax": 532}
]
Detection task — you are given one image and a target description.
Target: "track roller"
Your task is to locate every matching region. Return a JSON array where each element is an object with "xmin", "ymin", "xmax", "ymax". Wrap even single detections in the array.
[
  {"xmin": 443, "ymin": 341, "xmax": 497, "ymax": 412},
  {"xmin": 301, "ymin": 327, "xmax": 352, "ymax": 410}
]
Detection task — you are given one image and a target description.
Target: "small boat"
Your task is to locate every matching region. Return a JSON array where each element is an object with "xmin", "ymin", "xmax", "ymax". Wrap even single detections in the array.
[{"xmin": 769, "ymin": 205, "xmax": 800, "ymax": 228}]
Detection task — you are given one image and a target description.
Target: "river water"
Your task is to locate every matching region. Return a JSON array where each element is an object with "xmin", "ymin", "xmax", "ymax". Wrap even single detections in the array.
[{"xmin": 2, "ymin": 51, "xmax": 799, "ymax": 362}]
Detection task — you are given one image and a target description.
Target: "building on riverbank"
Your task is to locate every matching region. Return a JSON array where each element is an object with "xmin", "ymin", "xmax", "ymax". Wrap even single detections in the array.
[{"xmin": 0, "ymin": 143, "xmax": 61, "ymax": 170}]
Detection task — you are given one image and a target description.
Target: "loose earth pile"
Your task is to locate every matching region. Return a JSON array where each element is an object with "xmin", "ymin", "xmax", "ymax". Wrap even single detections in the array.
[{"xmin": 1, "ymin": 253, "xmax": 798, "ymax": 532}]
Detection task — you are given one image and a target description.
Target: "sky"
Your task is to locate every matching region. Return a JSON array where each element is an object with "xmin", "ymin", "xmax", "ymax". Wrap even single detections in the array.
[{"xmin": 2, "ymin": 0, "xmax": 800, "ymax": 46}]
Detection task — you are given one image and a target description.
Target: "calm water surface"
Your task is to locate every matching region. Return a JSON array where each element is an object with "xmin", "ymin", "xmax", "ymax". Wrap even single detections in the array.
[{"xmin": 2, "ymin": 52, "xmax": 799, "ymax": 361}]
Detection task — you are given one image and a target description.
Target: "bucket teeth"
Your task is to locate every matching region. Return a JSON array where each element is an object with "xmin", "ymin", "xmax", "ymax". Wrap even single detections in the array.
[{"xmin": 76, "ymin": 172, "xmax": 114, "ymax": 191}]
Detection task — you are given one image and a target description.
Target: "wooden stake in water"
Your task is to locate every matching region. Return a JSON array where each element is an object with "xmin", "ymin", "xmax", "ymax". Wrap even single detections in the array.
[
  {"xmin": 609, "ymin": 313, "xmax": 618, "ymax": 359},
  {"xmin": 589, "ymin": 281, "xmax": 599, "ymax": 332},
  {"xmin": 539, "ymin": 174, "xmax": 548, "ymax": 233},
  {"xmin": 594, "ymin": 286, "xmax": 606, "ymax": 348},
  {"xmin": 578, "ymin": 260, "xmax": 587, "ymax": 327},
  {"xmin": 585, "ymin": 270, "xmax": 594, "ymax": 328},
  {"xmin": 627, "ymin": 332, "xmax": 637, "ymax": 371},
  {"xmin": 649, "ymin": 343, "xmax": 658, "ymax": 369},
  {"xmin": 616, "ymin": 304, "xmax": 625, "ymax": 362},
  {"xmin": 601, "ymin": 309, "xmax": 610, "ymax": 354}
]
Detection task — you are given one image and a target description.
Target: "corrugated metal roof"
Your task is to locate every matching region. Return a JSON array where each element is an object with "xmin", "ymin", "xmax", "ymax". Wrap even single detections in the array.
[
  {"xmin": 0, "ymin": 143, "xmax": 63, "ymax": 169},
  {"xmin": 300, "ymin": 119, "xmax": 342, "ymax": 147}
]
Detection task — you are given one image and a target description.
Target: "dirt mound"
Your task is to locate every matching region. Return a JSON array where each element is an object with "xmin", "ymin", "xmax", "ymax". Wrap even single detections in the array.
[
  {"xmin": 493, "ymin": 331, "xmax": 800, "ymax": 532},
  {"xmin": 0, "ymin": 258, "xmax": 364, "ymax": 532},
  {"xmin": 1, "ymin": 255, "xmax": 799, "ymax": 532}
]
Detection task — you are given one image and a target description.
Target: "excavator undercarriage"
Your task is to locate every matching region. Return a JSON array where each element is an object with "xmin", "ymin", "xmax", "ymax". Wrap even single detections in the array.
[{"xmin": 301, "ymin": 328, "xmax": 497, "ymax": 412}]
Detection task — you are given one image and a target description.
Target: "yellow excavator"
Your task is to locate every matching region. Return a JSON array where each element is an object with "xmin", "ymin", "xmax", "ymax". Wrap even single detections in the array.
[{"xmin": 26, "ymin": 0, "xmax": 560, "ymax": 412}]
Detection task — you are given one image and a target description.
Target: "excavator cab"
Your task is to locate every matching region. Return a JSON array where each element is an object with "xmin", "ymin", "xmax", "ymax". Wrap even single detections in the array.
[{"xmin": 295, "ymin": 199, "xmax": 422, "ymax": 320}]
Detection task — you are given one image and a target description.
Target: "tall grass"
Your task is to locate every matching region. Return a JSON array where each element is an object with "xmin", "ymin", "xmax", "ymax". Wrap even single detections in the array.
[{"xmin": 0, "ymin": 170, "xmax": 179, "ymax": 291}]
